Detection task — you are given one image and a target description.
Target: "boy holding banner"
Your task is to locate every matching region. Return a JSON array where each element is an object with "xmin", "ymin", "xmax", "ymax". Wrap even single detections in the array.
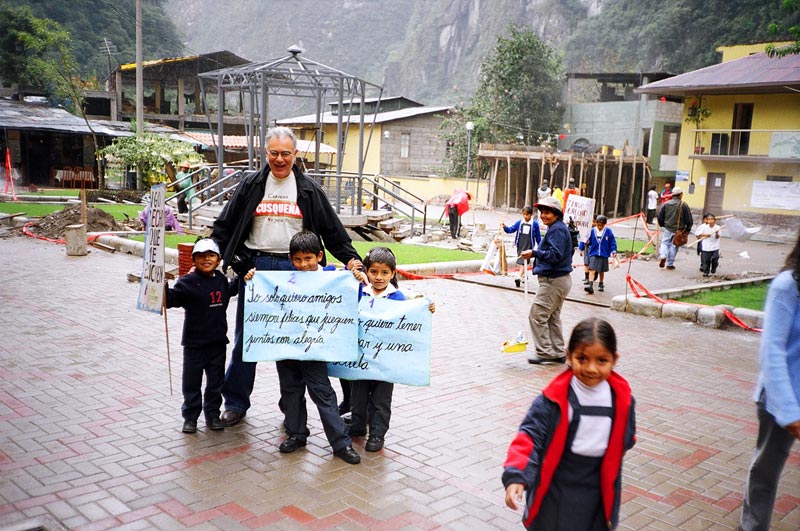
[
  {"xmin": 348, "ymin": 247, "xmax": 436, "ymax": 452},
  {"xmin": 272, "ymin": 231, "xmax": 362, "ymax": 464}
]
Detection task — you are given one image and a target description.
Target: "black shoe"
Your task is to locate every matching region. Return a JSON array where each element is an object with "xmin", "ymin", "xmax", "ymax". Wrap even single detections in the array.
[
  {"xmin": 598, "ymin": 283, "xmax": 604, "ymax": 292},
  {"xmin": 659, "ymin": 258, "xmax": 666, "ymax": 268},
  {"xmin": 206, "ymin": 418, "xmax": 225, "ymax": 431},
  {"xmin": 347, "ymin": 426, "xmax": 367, "ymax": 437},
  {"xmin": 338, "ymin": 401, "xmax": 350, "ymax": 415},
  {"xmin": 341, "ymin": 412, "xmax": 352, "ymax": 425},
  {"xmin": 584, "ymin": 283, "xmax": 594, "ymax": 294},
  {"xmin": 365, "ymin": 435, "xmax": 384, "ymax": 452},
  {"xmin": 333, "ymin": 445, "xmax": 361, "ymax": 464},
  {"xmin": 220, "ymin": 410, "xmax": 245, "ymax": 427},
  {"xmin": 527, "ymin": 356, "xmax": 566, "ymax": 365},
  {"xmin": 514, "ymin": 278, "xmax": 521, "ymax": 288},
  {"xmin": 666, "ymin": 265, "xmax": 676, "ymax": 270},
  {"xmin": 279, "ymin": 436, "xmax": 307, "ymax": 453},
  {"xmin": 182, "ymin": 420, "xmax": 197, "ymax": 433}
]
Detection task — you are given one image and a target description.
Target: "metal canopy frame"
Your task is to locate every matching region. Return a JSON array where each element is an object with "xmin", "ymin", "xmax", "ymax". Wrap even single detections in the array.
[{"xmin": 198, "ymin": 46, "xmax": 383, "ymax": 191}]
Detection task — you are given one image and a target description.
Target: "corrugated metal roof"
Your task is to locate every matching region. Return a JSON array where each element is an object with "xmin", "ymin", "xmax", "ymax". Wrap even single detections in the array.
[
  {"xmin": 182, "ymin": 131, "xmax": 337, "ymax": 154},
  {"xmin": 277, "ymin": 105, "xmax": 452, "ymax": 126},
  {"xmin": 636, "ymin": 52, "xmax": 800, "ymax": 97},
  {"xmin": 0, "ymin": 99, "xmax": 182, "ymax": 137},
  {"xmin": 118, "ymin": 51, "xmax": 249, "ymax": 72}
]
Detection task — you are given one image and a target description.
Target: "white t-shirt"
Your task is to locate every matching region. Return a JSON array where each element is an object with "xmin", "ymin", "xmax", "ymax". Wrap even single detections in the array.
[
  {"xmin": 647, "ymin": 190, "xmax": 659, "ymax": 210},
  {"xmin": 568, "ymin": 377, "xmax": 613, "ymax": 457},
  {"xmin": 695, "ymin": 223, "xmax": 721, "ymax": 252},
  {"xmin": 244, "ymin": 175, "xmax": 303, "ymax": 253}
]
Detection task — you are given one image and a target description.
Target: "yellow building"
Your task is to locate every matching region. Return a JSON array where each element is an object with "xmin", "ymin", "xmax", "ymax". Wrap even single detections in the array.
[
  {"xmin": 278, "ymin": 97, "xmax": 478, "ymax": 204},
  {"xmin": 638, "ymin": 44, "xmax": 800, "ymax": 242}
]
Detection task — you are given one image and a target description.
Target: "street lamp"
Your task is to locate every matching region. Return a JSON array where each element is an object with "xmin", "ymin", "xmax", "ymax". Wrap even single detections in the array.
[{"xmin": 465, "ymin": 121, "xmax": 474, "ymax": 193}]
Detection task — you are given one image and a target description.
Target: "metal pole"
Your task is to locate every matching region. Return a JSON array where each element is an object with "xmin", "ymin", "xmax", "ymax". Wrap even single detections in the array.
[
  {"xmin": 135, "ymin": 0, "xmax": 143, "ymax": 189},
  {"xmin": 465, "ymin": 128, "xmax": 472, "ymax": 192}
]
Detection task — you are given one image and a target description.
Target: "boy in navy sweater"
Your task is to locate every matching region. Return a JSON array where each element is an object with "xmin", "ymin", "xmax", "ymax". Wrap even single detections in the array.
[{"xmin": 166, "ymin": 238, "xmax": 249, "ymax": 433}]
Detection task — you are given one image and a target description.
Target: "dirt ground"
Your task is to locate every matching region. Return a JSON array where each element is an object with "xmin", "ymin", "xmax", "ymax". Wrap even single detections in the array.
[{"xmin": 25, "ymin": 204, "xmax": 121, "ymax": 240}]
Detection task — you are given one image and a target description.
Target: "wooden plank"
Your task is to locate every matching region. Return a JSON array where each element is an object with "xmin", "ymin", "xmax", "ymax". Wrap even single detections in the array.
[{"xmin": 0, "ymin": 212, "xmax": 26, "ymax": 221}]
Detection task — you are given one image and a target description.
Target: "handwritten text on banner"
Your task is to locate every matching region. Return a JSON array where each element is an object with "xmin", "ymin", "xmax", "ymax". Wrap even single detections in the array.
[
  {"xmin": 328, "ymin": 296, "xmax": 432, "ymax": 386},
  {"xmin": 242, "ymin": 270, "xmax": 359, "ymax": 362}
]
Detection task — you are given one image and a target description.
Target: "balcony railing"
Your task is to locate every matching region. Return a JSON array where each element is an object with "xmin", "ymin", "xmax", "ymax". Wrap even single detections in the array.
[{"xmin": 689, "ymin": 129, "xmax": 800, "ymax": 161}]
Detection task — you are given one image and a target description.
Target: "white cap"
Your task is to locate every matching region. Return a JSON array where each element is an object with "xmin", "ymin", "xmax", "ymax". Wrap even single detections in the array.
[
  {"xmin": 671, "ymin": 186, "xmax": 684, "ymax": 195},
  {"xmin": 192, "ymin": 238, "xmax": 220, "ymax": 256},
  {"xmin": 534, "ymin": 195, "xmax": 563, "ymax": 214}
]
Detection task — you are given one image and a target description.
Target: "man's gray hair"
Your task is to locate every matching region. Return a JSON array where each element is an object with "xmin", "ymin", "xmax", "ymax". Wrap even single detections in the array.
[{"xmin": 266, "ymin": 126, "xmax": 297, "ymax": 149}]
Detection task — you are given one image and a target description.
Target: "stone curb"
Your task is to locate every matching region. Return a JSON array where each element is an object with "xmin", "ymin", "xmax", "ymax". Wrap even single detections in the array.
[{"xmin": 610, "ymin": 289, "xmax": 766, "ymax": 330}]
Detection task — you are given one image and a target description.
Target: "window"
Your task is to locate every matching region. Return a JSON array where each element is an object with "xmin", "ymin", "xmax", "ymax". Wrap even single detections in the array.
[
  {"xmin": 400, "ymin": 132, "xmax": 410, "ymax": 158},
  {"xmin": 766, "ymin": 175, "xmax": 792, "ymax": 182},
  {"xmin": 661, "ymin": 125, "xmax": 680, "ymax": 156}
]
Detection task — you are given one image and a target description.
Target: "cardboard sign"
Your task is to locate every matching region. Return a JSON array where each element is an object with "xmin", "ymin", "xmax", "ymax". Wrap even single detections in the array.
[
  {"xmin": 328, "ymin": 296, "xmax": 432, "ymax": 386},
  {"xmin": 564, "ymin": 194, "xmax": 596, "ymax": 242},
  {"xmin": 137, "ymin": 184, "xmax": 166, "ymax": 313},
  {"xmin": 243, "ymin": 270, "xmax": 360, "ymax": 362}
]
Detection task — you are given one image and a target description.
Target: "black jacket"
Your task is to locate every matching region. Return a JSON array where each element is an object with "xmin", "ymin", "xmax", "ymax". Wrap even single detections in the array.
[
  {"xmin": 166, "ymin": 271, "xmax": 237, "ymax": 347},
  {"xmin": 211, "ymin": 165, "xmax": 360, "ymax": 272}
]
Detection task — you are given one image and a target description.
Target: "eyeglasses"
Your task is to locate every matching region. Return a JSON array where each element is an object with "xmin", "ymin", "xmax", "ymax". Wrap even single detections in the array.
[{"xmin": 268, "ymin": 150, "xmax": 294, "ymax": 159}]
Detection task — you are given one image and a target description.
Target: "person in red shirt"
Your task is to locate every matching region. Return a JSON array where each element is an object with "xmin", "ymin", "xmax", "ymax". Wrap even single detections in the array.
[{"xmin": 660, "ymin": 182, "xmax": 673, "ymax": 205}]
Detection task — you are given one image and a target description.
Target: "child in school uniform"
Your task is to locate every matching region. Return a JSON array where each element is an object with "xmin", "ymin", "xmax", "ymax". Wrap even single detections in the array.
[
  {"xmin": 274, "ymin": 230, "xmax": 362, "ymax": 464},
  {"xmin": 502, "ymin": 206, "xmax": 542, "ymax": 288},
  {"xmin": 166, "ymin": 238, "xmax": 250, "ymax": 434},
  {"xmin": 581, "ymin": 214, "xmax": 598, "ymax": 286},
  {"xmin": 503, "ymin": 318, "xmax": 636, "ymax": 530},
  {"xmin": 695, "ymin": 213, "xmax": 721, "ymax": 277},
  {"xmin": 350, "ymin": 247, "xmax": 435, "ymax": 452},
  {"xmin": 579, "ymin": 215, "xmax": 617, "ymax": 294}
]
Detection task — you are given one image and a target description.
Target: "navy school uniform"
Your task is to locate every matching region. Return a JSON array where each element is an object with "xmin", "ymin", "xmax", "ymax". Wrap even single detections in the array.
[
  {"xmin": 277, "ymin": 265, "xmax": 353, "ymax": 452},
  {"xmin": 503, "ymin": 370, "xmax": 636, "ymax": 530},
  {"xmin": 166, "ymin": 270, "xmax": 238, "ymax": 423},
  {"xmin": 349, "ymin": 286, "xmax": 407, "ymax": 439}
]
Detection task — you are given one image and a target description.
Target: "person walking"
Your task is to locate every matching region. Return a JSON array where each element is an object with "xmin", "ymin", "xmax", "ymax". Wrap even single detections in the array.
[
  {"xmin": 519, "ymin": 196, "xmax": 573, "ymax": 365},
  {"xmin": 656, "ymin": 186, "xmax": 692, "ymax": 270},
  {"xmin": 739, "ymin": 229, "xmax": 800, "ymax": 531},
  {"xmin": 210, "ymin": 126, "xmax": 361, "ymax": 428},
  {"xmin": 503, "ymin": 318, "xmax": 636, "ymax": 530},
  {"xmin": 502, "ymin": 206, "xmax": 542, "ymax": 288}
]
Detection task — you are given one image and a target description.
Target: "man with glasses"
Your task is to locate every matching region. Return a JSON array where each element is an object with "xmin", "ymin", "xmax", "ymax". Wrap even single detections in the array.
[{"xmin": 210, "ymin": 127, "xmax": 362, "ymax": 463}]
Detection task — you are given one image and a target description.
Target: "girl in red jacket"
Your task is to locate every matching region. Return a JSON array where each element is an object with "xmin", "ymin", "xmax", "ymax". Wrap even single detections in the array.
[{"xmin": 503, "ymin": 318, "xmax": 636, "ymax": 530}]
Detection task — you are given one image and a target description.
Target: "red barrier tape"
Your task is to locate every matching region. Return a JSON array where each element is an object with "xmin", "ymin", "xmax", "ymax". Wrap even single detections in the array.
[
  {"xmin": 22, "ymin": 222, "xmax": 65, "ymax": 244},
  {"xmin": 625, "ymin": 274, "xmax": 761, "ymax": 332},
  {"xmin": 396, "ymin": 268, "xmax": 454, "ymax": 280}
]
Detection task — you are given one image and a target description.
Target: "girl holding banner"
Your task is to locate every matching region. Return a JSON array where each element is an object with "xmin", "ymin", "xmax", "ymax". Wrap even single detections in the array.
[{"xmin": 350, "ymin": 247, "xmax": 435, "ymax": 452}]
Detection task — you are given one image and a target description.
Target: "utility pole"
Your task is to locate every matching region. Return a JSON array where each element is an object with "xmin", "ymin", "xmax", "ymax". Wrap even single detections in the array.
[
  {"xmin": 98, "ymin": 38, "xmax": 117, "ymax": 81},
  {"xmin": 135, "ymin": 0, "xmax": 144, "ymax": 189}
]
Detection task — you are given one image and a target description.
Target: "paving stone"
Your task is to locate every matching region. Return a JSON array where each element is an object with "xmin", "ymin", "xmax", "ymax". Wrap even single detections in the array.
[{"xmin": 1, "ymin": 235, "xmax": 798, "ymax": 530}]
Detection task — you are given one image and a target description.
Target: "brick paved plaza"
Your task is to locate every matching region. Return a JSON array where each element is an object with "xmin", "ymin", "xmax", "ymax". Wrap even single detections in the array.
[{"xmin": 1, "ymin": 235, "xmax": 798, "ymax": 530}]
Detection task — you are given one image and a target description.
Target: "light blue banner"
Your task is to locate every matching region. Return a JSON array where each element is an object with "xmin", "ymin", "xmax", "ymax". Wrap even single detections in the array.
[
  {"xmin": 242, "ymin": 270, "xmax": 360, "ymax": 362},
  {"xmin": 328, "ymin": 296, "xmax": 432, "ymax": 386}
]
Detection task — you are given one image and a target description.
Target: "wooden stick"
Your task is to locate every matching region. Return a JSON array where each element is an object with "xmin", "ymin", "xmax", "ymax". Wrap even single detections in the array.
[
  {"xmin": 163, "ymin": 285, "xmax": 173, "ymax": 395},
  {"xmin": 685, "ymin": 225, "xmax": 725, "ymax": 248}
]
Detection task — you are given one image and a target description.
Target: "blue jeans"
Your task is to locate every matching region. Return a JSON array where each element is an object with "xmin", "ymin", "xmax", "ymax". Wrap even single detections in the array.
[
  {"xmin": 222, "ymin": 255, "xmax": 293, "ymax": 414},
  {"xmin": 659, "ymin": 228, "xmax": 677, "ymax": 267}
]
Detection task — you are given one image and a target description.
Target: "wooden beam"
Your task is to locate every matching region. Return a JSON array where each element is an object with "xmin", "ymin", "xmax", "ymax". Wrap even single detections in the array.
[
  {"xmin": 506, "ymin": 154, "xmax": 511, "ymax": 212},
  {"xmin": 525, "ymin": 155, "xmax": 532, "ymax": 207},
  {"xmin": 613, "ymin": 154, "xmax": 623, "ymax": 218},
  {"xmin": 592, "ymin": 152, "xmax": 600, "ymax": 212}
]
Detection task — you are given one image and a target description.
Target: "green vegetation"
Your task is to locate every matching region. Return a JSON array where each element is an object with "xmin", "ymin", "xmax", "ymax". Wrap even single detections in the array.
[
  {"xmin": 100, "ymin": 132, "xmax": 204, "ymax": 186},
  {"xmin": 440, "ymin": 26, "xmax": 563, "ymax": 177},
  {"xmin": 767, "ymin": 0, "xmax": 800, "ymax": 57},
  {"xmin": 617, "ymin": 238, "xmax": 654, "ymax": 255},
  {"xmin": 2, "ymin": 0, "xmax": 183, "ymax": 83},
  {"xmin": 676, "ymin": 284, "xmax": 769, "ymax": 311},
  {"xmin": 0, "ymin": 202, "xmax": 143, "ymax": 220}
]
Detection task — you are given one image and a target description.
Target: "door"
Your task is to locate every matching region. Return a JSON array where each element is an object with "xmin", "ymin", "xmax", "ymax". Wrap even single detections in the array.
[
  {"xmin": 731, "ymin": 103, "xmax": 753, "ymax": 155},
  {"xmin": 704, "ymin": 172, "xmax": 725, "ymax": 214}
]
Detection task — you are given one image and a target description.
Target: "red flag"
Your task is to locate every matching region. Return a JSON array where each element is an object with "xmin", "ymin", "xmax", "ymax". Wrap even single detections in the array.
[{"xmin": 4, "ymin": 147, "xmax": 11, "ymax": 194}]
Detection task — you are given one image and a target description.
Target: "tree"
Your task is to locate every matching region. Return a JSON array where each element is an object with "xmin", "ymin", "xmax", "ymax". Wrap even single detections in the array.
[
  {"xmin": 767, "ymin": 0, "xmax": 800, "ymax": 57},
  {"xmin": 0, "ymin": 3, "xmax": 78, "ymax": 104},
  {"xmin": 440, "ymin": 26, "xmax": 563, "ymax": 177},
  {"xmin": 100, "ymin": 130, "xmax": 204, "ymax": 187}
]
